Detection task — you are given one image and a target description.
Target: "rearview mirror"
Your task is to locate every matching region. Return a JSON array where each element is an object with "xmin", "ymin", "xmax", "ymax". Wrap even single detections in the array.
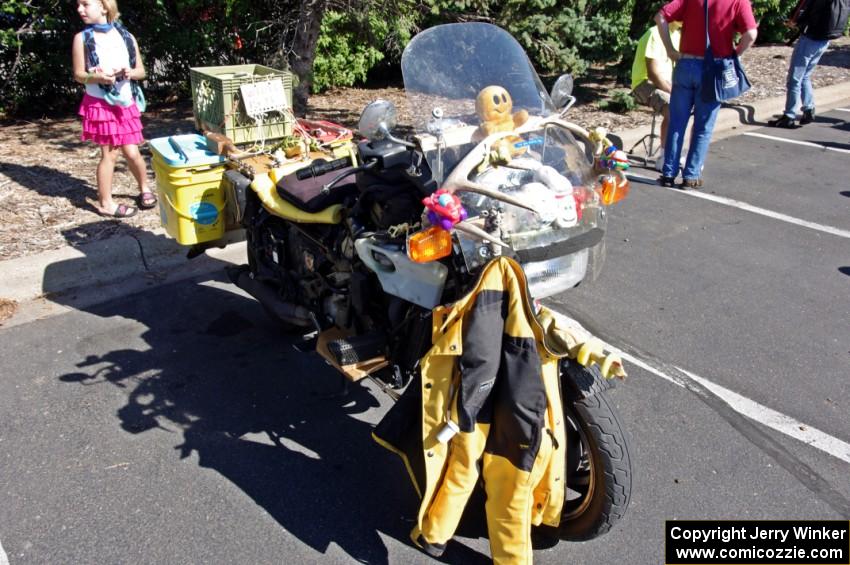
[
  {"xmin": 550, "ymin": 74, "xmax": 575, "ymax": 110},
  {"xmin": 358, "ymin": 100, "xmax": 398, "ymax": 142}
]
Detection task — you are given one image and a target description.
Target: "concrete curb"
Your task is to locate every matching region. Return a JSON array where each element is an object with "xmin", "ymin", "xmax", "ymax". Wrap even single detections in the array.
[
  {"xmin": 615, "ymin": 81, "xmax": 850, "ymax": 152},
  {"xmin": 0, "ymin": 227, "xmax": 246, "ymax": 304},
  {"xmin": 613, "ymin": 82, "xmax": 850, "ymax": 150},
  {"xmin": 1, "ymin": 80, "xmax": 848, "ymax": 309}
]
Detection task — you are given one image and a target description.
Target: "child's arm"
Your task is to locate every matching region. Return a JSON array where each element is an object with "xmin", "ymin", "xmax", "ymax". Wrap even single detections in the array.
[
  {"xmin": 119, "ymin": 35, "xmax": 146, "ymax": 82},
  {"xmin": 72, "ymin": 32, "xmax": 114, "ymax": 85}
]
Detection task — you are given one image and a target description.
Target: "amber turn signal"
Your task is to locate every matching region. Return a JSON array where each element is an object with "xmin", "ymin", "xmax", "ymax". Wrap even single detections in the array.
[
  {"xmin": 407, "ymin": 226, "xmax": 453, "ymax": 263},
  {"xmin": 596, "ymin": 173, "xmax": 630, "ymax": 206}
]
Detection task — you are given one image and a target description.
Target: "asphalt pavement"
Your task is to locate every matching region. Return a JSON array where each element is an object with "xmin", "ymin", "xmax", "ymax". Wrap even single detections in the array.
[{"xmin": 1, "ymin": 93, "xmax": 849, "ymax": 563}]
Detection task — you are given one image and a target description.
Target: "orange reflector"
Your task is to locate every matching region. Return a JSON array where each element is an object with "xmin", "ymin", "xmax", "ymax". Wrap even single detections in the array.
[
  {"xmin": 596, "ymin": 173, "xmax": 630, "ymax": 206},
  {"xmin": 407, "ymin": 226, "xmax": 453, "ymax": 263}
]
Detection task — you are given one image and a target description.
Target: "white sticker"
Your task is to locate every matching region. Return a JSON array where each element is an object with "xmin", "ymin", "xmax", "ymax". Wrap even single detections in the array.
[{"xmin": 240, "ymin": 79, "xmax": 288, "ymax": 117}]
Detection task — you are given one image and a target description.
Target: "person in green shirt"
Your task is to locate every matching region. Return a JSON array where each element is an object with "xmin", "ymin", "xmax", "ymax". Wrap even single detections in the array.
[{"xmin": 631, "ymin": 22, "xmax": 681, "ymax": 170}]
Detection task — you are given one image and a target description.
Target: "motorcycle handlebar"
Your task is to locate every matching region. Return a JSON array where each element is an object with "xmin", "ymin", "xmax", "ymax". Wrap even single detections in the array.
[{"xmin": 296, "ymin": 157, "xmax": 352, "ymax": 180}]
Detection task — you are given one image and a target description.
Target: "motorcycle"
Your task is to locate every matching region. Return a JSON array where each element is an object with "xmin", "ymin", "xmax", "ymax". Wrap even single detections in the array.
[{"xmin": 221, "ymin": 22, "xmax": 632, "ymax": 548}]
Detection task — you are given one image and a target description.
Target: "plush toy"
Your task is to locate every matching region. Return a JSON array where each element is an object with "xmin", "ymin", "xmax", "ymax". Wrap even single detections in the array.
[
  {"xmin": 423, "ymin": 189, "xmax": 468, "ymax": 231},
  {"xmin": 475, "ymin": 86, "xmax": 529, "ymax": 137},
  {"xmin": 475, "ymin": 86, "xmax": 531, "ymax": 168},
  {"xmin": 598, "ymin": 145, "xmax": 630, "ymax": 171},
  {"xmin": 534, "ymin": 165, "xmax": 578, "ymax": 228},
  {"xmin": 588, "ymin": 126, "xmax": 612, "ymax": 157}
]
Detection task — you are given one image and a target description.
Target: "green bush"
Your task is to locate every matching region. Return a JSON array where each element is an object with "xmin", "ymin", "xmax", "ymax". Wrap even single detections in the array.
[
  {"xmin": 417, "ymin": 0, "xmax": 633, "ymax": 77},
  {"xmin": 311, "ymin": 11, "xmax": 413, "ymax": 93},
  {"xmin": 751, "ymin": 0, "xmax": 799, "ymax": 44},
  {"xmin": 597, "ymin": 89, "xmax": 636, "ymax": 112}
]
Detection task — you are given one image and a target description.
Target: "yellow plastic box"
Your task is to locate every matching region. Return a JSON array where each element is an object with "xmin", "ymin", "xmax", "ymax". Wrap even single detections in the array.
[{"xmin": 150, "ymin": 134, "xmax": 228, "ymax": 245}]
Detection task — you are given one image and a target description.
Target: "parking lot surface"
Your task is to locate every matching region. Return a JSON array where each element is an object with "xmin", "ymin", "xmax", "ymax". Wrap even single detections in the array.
[{"xmin": 1, "ymin": 106, "xmax": 848, "ymax": 564}]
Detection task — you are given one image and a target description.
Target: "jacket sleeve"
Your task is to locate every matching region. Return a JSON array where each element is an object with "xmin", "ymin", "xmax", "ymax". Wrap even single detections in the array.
[{"xmin": 456, "ymin": 289, "xmax": 506, "ymax": 432}]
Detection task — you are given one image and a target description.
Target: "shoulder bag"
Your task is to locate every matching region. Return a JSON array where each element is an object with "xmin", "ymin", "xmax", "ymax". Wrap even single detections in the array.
[{"xmin": 701, "ymin": 0, "xmax": 751, "ymax": 102}]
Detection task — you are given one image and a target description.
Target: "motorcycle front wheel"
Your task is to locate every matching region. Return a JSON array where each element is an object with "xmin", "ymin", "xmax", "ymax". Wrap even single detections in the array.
[{"xmin": 557, "ymin": 363, "xmax": 632, "ymax": 541}]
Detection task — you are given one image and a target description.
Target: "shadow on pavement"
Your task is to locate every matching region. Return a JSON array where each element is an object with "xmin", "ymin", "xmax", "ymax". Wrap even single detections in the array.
[
  {"xmin": 720, "ymin": 102, "xmax": 762, "ymax": 126},
  {"xmin": 839, "ymin": 267, "xmax": 850, "ymax": 277},
  {"xmin": 818, "ymin": 140, "xmax": 850, "ymax": 151},
  {"xmin": 809, "ymin": 115, "xmax": 848, "ymax": 126},
  {"xmin": 46, "ymin": 233, "xmax": 491, "ymax": 563},
  {"xmin": 626, "ymin": 173, "xmax": 660, "ymax": 186},
  {"xmin": 39, "ymin": 225, "xmax": 180, "ymax": 299}
]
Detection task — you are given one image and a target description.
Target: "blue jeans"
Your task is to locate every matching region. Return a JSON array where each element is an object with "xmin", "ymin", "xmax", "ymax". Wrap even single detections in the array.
[
  {"xmin": 662, "ymin": 58, "xmax": 721, "ymax": 180},
  {"xmin": 783, "ymin": 35, "xmax": 830, "ymax": 118}
]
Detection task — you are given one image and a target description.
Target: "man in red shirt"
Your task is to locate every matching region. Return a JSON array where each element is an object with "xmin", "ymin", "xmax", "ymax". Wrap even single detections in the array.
[{"xmin": 654, "ymin": 0, "xmax": 758, "ymax": 189}]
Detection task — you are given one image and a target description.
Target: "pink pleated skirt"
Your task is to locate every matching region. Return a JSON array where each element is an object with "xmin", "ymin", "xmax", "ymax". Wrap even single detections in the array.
[{"xmin": 78, "ymin": 93, "xmax": 144, "ymax": 146}]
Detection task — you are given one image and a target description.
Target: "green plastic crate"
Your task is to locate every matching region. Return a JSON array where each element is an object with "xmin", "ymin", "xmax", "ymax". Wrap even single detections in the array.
[{"xmin": 190, "ymin": 64, "xmax": 294, "ymax": 145}]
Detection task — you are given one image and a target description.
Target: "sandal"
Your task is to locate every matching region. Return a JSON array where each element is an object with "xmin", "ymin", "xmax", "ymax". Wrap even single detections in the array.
[
  {"xmin": 101, "ymin": 203, "xmax": 138, "ymax": 218},
  {"xmin": 139, "ymin": 191, "xmax": 158, "ymax": 209}
]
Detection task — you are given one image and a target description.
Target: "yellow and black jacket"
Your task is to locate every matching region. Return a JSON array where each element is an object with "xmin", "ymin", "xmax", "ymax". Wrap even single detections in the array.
[{"xmin": 374, "ymin": 257, "xmax": 570, "ymax": 564}]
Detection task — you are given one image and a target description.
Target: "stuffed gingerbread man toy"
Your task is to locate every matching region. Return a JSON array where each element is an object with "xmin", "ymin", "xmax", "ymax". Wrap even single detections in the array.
[
  {"xmin": 475, "ymin": 85, "xmax": 530, "ymax": 165},
  {"xmin": 475, "ymin": 85, "xmax": 529, "ymax": 136}
]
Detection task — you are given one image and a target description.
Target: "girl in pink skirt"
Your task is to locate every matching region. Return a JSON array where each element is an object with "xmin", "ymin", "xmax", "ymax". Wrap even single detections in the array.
[{"xmin": 71, "ymin": 0, "xmax": 154, "ymax": 218}]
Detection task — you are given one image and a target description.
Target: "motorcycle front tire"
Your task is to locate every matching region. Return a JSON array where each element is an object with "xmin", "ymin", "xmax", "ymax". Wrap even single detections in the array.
[{"xmin": 555, "ymin": 363, "xmax": 632, "ymax": 541}]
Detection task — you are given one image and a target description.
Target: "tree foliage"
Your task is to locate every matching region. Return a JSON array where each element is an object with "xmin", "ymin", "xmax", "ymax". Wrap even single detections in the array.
[
  {"xmin": 414, "ymin": 0, "xmax": 633, "ymax": 76},
  {"xmin": 312, "ymin": 10, "xmax": 413, "ymax": 92},
  {"xmin": 0, "ymin": 0, "xmax": 833, "ymax": 117}
]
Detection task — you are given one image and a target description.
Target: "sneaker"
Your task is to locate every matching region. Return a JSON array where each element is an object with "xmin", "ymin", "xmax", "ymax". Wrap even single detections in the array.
[
  {"xmin": 658, "ymin": 175, "xmax": 676, "ymax": 188},
  {"xmin": 768, "ymin": 115, "xmax": 797, "ymax": 129},
  {"xmin": 654, "ymin": 148, "xmax": 665, "ymax": 172},
  {"xmin": 413, "ymin": 534, "xmax": 447, "ymax": 558},
  {"xmin": 800, "ymin": 108, "xmax": 815, "ymax": 125},
  {"xmin": 681, "ymin": 178, "xmax": 704, "ymax": 190}
]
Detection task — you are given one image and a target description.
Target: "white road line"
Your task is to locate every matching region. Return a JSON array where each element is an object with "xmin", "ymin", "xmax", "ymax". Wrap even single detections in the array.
[
  {"xmin": 833, "ymin": 108, "xmax": 850, "ymax": 112},
  {"xmin": 550, "ymin": 312, "xmax": 850, "ymax": 466},
  {"xmin": 622, "ymin": 348, "xmax": 850, "ymax": 466},
  {"xmin": 679, "ymin": 368, "xmax": 850, "ymax": 465},
  {"xmin": 614, "ymin": 347, "xmax": 850, "ymax": 466},
  {"xmin": 628, "ymin": 172, "xmax": 850, "ymax": 239},
  {"xmin": 743, "ymin": 131, "xmax": 850, "ymax": 154},
  {"xmin": 0, "ymin": 537, "xmax": 9, "ymax": 565}
]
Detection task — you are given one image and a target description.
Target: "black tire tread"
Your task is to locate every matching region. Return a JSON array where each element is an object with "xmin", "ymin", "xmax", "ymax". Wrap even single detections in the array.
[
  {"xmin": 562, "ymin": 360, "xmax": 613, "ymax": 400},
  {"xmin": 559, "ymin": 364, "xmax": 632, "ymax": 541}
]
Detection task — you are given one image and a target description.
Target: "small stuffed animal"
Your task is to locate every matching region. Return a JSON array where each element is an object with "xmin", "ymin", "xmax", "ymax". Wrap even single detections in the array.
[
  {"xmin": 598, "ymin": 145, "xmax": 630, "ymax": 171},
  {"xmin": 587, "ymin": 126, "xmax": 612, "ymax": 157},
  {"xmin": 475, "ymin": 86, "xmax": 530, "ymax": 168},
  {"xmin": 475, "ymin": 85, "xmax": 529, "ymax": 137},
  {"xmin": 423, "ymin": 189, "xmax": 468, "ymax": 231},
  {"xmin": 534, "ymin": 165, "xmax": 578, "ymax": 228}
]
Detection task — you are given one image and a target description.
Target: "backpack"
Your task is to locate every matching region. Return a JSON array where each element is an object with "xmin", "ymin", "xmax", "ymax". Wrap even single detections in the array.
[{"xmin": 800, "ymin": 0, "xmax": 850, "ymax": 40}]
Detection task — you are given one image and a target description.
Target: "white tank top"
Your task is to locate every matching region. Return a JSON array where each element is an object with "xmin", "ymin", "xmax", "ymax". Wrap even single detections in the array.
[{"xmin": 84, "ymin": 29, "xmax": 133, "ymax": 103}]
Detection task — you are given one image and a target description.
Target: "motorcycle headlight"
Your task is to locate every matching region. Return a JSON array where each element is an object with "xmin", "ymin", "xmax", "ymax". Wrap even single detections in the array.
[{"xmin": 523, "ymin": 250, "xmax": 589, "ymax": 298}]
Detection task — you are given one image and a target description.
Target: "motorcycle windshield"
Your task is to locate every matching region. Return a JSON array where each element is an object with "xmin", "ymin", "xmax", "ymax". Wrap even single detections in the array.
[
  {"xmin": 402, "ymin": 23, "xmax": 605, "ymax": 295},
  {"xmin": 402, "ymin": 22, "xmax": 551, "ymax": 130},
  {"xmin": 401, "ymin": 23, "xmax": 594, "ymax": 187}
]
